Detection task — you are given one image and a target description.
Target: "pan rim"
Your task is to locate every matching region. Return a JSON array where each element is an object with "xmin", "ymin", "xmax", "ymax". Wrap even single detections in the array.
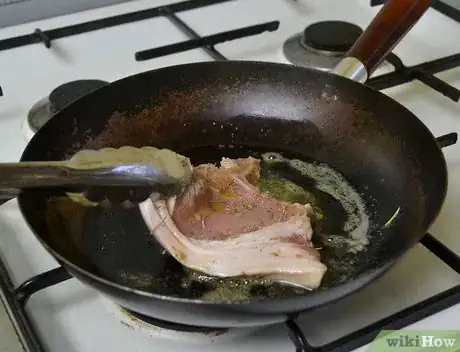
[{"xmin": 17, "ymin": 60, "xmax": 449, "ymax": 306}]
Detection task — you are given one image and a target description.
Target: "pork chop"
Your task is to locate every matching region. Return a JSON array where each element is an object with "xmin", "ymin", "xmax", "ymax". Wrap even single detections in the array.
[{"xmin": 139, "ymin": 156, "xmax": 327, "ymax": 290}]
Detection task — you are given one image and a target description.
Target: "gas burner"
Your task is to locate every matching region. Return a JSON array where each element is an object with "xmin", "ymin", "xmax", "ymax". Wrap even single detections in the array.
[
  {"xmin": 23, "ymin": 79, "xmax": 108, "ymax": 140},
  {"xmin": 283, "ymin": 21, "xmax": 364, "ymax": 71},
  {"xmin": 102, "ymin": 299, "xmax": 258, "ymax": 343}
]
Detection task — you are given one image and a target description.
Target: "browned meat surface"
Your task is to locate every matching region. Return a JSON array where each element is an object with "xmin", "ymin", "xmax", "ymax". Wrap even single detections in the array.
[
  {"xmin": 172, "ymin": 157, "xmax": 311, "ymax": 240},
  {"xmin": 139, "ymin": 157, "xmax": 327, "ymax": 290}
]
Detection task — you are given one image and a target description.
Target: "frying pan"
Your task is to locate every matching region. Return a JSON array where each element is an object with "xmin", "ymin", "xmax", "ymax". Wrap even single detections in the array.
[{"xmin": 1, "ymin": 0, "xmax": 449, "ymax": 327}]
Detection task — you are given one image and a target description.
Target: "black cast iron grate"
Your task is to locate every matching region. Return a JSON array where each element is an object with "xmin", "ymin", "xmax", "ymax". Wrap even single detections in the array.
[
  {"xmin": 0, "ymin": 0, "xmax": 460, "ymax": 98},
  {"xmin": 0, "ymin": 0, "xmax": 459, "ymax": 98},
  {"xmin": 0, "ymin": 1, "xmax": 460, "ymax": 352}
]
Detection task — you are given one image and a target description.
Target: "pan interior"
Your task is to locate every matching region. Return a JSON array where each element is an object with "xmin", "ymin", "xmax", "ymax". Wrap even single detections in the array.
[
  {"xmin": 17, "ymin": 61, "xmax": 446, "ymax": 303},
  {"xmin": 41, "ymin": 143, "xmax": 380, "ymax": 302}
]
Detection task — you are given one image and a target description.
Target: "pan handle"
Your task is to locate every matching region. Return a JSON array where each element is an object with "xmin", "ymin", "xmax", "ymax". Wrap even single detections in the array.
[{"xmin": 333, "ymin": 0, "xmax": 433, "ymax": 82}]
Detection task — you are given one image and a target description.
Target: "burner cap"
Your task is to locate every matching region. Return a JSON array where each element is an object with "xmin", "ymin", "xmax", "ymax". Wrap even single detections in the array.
[
  {"xmin": 302, "ymin": 21, "xmax": 363, "ymax": 53},
  {"xmin": 27, "ymin": 79, "xmax": 109, "ymax": 134},
  {"xmin": 49, "ymin": 79, "xmax": 109, "ymax": 113}
]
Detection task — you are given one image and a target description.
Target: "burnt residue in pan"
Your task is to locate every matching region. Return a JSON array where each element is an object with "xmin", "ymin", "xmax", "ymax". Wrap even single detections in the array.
[{"xmin": 43, "ymin": 143, "xmax": 383, "ymax": 302}]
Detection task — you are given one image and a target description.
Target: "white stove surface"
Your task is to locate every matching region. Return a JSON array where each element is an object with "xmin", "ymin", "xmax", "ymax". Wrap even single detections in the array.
[{"xmin": 1, "ymin": 0, "xmax": 460, "ymax": 351}]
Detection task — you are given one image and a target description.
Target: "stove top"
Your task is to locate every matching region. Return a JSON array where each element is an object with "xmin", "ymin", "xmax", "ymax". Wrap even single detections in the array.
[{"xmin": 0, "ymin": 1, "xmax": 460, "ymax": 352}]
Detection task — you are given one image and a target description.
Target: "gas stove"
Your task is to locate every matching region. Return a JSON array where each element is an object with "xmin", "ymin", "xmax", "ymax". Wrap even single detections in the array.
[{"xmin": 1, "ymin": 1, "xmax": 460, "ymax": 352}]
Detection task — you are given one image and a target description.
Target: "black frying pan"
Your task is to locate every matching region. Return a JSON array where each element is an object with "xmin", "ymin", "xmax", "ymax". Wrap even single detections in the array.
[{"xmin": 3, "ymin": 0, "xmax": 450, "ymax": 327}]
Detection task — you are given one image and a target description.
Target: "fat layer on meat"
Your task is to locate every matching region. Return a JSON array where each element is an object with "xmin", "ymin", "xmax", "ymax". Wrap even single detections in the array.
[{"xmin": 139, "ymin": 157, "xmax": 327, "ymax": 290}]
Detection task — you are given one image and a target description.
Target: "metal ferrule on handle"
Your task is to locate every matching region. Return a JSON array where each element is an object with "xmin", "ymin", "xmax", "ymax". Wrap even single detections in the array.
[
  {"xmin": 332, "ymin": 57, "xmax": 368, "ymax": 83},
  {"xmin": 333, "ymin": 0, "xmax": 433, "ymax": 82}
]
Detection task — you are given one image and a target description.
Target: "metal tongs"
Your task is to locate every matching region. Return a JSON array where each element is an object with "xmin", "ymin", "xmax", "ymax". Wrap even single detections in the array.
[{"xmin": 0, "ymin": 147, "xmax": 193, "ymax": 207}]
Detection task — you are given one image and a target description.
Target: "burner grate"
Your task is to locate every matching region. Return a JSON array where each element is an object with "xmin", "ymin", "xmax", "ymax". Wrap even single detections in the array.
[
  {"xmin": 0, "ymin": 0, "xmax": 234, "ymax": 52},
  {"xmin": 159, "ymin": 6, "xmax": 228, "ymax": 61},
  {"xmin": 1, "ymin": 0, "xmax": 460, "ymax": 99},
  {"xmin": 134, "ymin": 20, "xmax": 279, "ymax": 61},
  {"xmin": 0, "ymin": 0, "xmax": 280, "ymax": 96},
  {"xmin": 288, "ymin": 233, "xmax": 460, "ymax": 352},
  {"xmin": 368, "ymin": 53, "xmax": 460, "ymax": 101}
]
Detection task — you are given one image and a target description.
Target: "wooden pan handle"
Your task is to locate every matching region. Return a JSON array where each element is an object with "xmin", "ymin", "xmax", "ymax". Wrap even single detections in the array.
[{"xmin": 333, "ymin": 0, "xmax": 433, "ymax": 82}]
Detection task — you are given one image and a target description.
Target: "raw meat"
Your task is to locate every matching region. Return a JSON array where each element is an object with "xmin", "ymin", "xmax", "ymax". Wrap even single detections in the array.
[{"xmin": 139, "ymin": 157, "xmax": 327, "ymax": 290}]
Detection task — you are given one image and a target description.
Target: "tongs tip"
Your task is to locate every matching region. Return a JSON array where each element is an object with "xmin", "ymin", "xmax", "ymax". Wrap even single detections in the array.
[{"xmin": 66, "ymin": 146, "xmax": 194, "ymax": 208}]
